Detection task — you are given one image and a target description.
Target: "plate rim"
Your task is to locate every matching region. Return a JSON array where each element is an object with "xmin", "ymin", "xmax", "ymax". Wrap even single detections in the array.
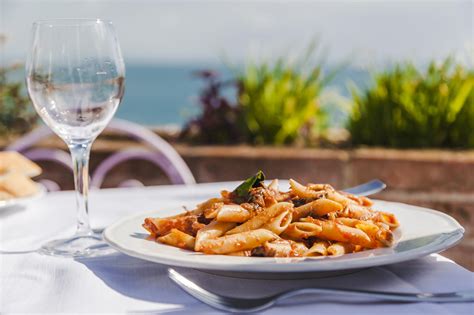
[{"xmin": 103, "ymin": 200, "xmax": 465, "ymax": 273}]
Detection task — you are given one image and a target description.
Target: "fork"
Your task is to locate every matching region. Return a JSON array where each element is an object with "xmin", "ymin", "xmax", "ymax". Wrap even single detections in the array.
[
  {"xmin": 168, "ymin": 268, "xmax": 474, "ymax": 313},
  {"xmin": 341, "ymin": 179, "xmax": 386, "ymax": 196}
]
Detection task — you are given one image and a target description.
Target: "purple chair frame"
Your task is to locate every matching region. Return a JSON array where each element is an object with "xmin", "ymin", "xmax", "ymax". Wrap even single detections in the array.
[{"xmin": 6, "ymin": 119, "xmax": 195, "ymax": 190}]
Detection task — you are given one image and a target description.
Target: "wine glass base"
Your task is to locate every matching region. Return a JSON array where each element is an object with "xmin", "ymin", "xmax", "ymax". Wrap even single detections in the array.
[{"xmin": 39, "ymin": 233, "xmax": 114, "ymax": 258}]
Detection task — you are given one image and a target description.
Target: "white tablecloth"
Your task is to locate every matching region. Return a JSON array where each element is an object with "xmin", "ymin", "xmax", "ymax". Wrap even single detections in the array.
[{"xmin": 1, "ymin": 183, "xmax": 473, "ymax": 314}]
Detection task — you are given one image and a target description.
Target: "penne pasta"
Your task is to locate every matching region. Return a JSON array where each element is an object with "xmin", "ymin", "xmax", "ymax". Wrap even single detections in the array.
[
  {"xmin": 374, "ymin": 211, "xmax": 400, "ymax": 229},
  {"xmin": 342, "ymin": 203, "xmax": 375, "ymax": 221},
  {"xmin": 359, "ymin": 196, "xmax": 374, "ymax": 207},
  {"xmin": 262, "ymin": 210, "xmax": 292, "ymax": 235},
  {"xmin": 268, "ymin": 179, "xmax": 279, "ymax": 192},
  {"xmin": 289, "ymin": 179, "xmax": 325, "ymax": 199},
  {"xmin": 157, "ymin": 229, "xmax": 195, "ymax": 250},
  {"xmin": 282, "ymin": 222, "xmax": 322, "ymax": 241},
  {"xmin": 260, "ymin": 239, "xmax": 291, "ymax": 257},
  {"xmin": 307, "ymin": 183, "xmax": 332, "ymax": 191},
  {"xmin": 156, "ymin": 208, "xmax": 203, "ymax": 220},
  {"xmin": 143, "ymin": 215, "xmax": 204, "ymax": 237},
  {"xmin": 227, "ymin": 250, "xmax": 252, "ymax": 256},
  {"xmin": 226, "ymin": 202, "xmax": 292, "ymax": 235},
  {"xmin": 334, "ymin": 217, "xmax": 360, "ymax": 227},
  {"xmin": 375, "ymin": 228, "xmax": 394, "ymax": 247},
  {"xmin": 326, "ymin": 190, "xmax": 353, "ymax": 208},
  {"xmin": 327, "ymin": 242, "xmax": 356, "ymax": 256},
  {"xmin": 260, "ymin": 239, "xmax": 307, "ymax": 257},
  {"xmin": 203, "ymin": 202, "xmax": 224, "ymax": 219},
  {"xmin": 275, "ymin": 192, "xmax": 292, "ymax": 202},
  {"xmin": 197, "ymin": 197, "xmax": 223, "ymax": 212},
  {"xmin": 144, "ymin": 172, "xmax": 399, "ymax": 258},
  {"xmin": 305, "ymin": 241, "xmax": 329, "ymax": 257},
  {"xmin": 336, "ymin": 217, "xmax": 393, "ymax": 247},
  {"xmin": 199, "ymin": 229, "xmax": 278, "ymax": 254},
  {"xmin": 195, "ymin": 220, "xmax": 236, "ymax": 251},
  {"xmin": 303, "ymin": 218, "xmax": 373, "ymax": 248},
  {"xmin": 341, "ymin": 192, "xmax": 374, "ymax": 207},
  {"xmin": 292, "ymin": 198, "xmax": 344, "ymax": 221},
  {"xmin": 216, "ymin": 204, "xmax": 251, "ymax": 223}
]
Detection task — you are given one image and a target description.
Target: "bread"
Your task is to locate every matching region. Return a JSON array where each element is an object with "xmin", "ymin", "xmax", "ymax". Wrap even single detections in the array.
[
  {"xmin": 0, "ymin": 190, "xmax": 14, "ymax": 201},
  {"xmin": 0, "ymin": 151, "xmax": 42, "ymax": 177},
  {"xmin": 0, "ymin": 172, "xmax": 39, "ymax": 198}
]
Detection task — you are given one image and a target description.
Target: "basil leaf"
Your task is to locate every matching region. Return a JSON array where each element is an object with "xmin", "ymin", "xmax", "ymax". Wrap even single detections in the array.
[{"xmin": 233, "ymin": 171, "xmax": 266, "ymax": 201}]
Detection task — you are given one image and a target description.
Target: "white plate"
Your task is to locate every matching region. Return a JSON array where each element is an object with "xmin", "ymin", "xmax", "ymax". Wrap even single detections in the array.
[
  {"xmin": 0, "ymin": 184, "xmax": 47, "ymax": 210},
  {"xmin": 104, "ymin": 200, "xmax": 464, "ymax": 277}
]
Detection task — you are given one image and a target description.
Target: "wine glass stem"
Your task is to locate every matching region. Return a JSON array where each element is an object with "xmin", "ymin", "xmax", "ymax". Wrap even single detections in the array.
[{"xmin": 69, "ymin": 141, "xmax": 93, "ymax": 236}]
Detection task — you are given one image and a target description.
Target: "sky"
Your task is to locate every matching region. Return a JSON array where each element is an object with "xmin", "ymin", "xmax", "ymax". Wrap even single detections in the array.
[{"xmin": 0, "ymin": 0, "xmax": 473, "ymax": 67}]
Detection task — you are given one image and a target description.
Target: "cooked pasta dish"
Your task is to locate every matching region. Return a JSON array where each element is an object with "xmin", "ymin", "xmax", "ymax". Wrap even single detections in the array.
[{"xmin": 143, "ymin": 172, "xmax": 399, "ymax": 257}]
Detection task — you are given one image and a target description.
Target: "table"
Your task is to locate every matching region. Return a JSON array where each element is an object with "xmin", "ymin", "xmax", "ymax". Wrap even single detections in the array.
[{"xmin": 1, "ymin": 183, "xmax": 473, "ymax": 314}]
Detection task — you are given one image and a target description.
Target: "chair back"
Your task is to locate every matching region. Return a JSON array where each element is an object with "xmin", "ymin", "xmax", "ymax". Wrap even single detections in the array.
[{"xmin": 6, "ymin": 119, "xmax": 195, "ymax": 190}]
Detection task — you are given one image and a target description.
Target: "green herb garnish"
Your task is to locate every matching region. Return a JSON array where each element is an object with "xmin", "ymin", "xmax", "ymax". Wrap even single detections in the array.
[{"xmin": 232, "ymin": 171, "xmax": 266, "ymax": 202}]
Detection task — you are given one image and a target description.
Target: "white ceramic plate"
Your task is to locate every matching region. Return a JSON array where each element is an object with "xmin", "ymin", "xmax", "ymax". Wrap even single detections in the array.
[
  {"xmin": 104, "ymin": 200, "xmax": 464, "ymax": 277},
  {"xmin": 0, "ymin": 184, "xmax": 47, "ymax": 211}
]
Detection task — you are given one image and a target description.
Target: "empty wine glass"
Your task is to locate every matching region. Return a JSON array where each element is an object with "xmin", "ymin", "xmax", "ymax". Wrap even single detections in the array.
[{"xmin": 26, "ymin": 19, "xmax": 125, "ymax": 257}]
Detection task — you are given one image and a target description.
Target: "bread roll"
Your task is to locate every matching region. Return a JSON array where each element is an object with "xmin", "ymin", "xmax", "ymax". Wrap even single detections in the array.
[
  {"xmin": 0, "ymin": 172, "xmax": 39, "ymax": 198},
  {"xmin": 0, "ymin": 151, "xmax": 42, "ymax": 177},
  {"xmin": 0, "ymin": 190, "xmax": 14, "ymax": 201}
]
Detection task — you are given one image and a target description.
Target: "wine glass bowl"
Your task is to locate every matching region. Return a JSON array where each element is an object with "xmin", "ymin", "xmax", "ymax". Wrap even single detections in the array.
[
  {"xmin": 27, "ymin": 19, "xmax": 124, "ymax": 143},
  {"xmin": 26, "ymin": 19, "xmax": 125, "ymax": 257}
]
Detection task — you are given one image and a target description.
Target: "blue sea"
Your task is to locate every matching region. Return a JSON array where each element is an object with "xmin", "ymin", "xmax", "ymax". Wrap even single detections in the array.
[
  {"xmin": 115, "ymin": 64, "xmax": 372, "ymax": 128},
  {"xmin": 9, "ymin": 63, "xmax": 371, "ymax": 128}
]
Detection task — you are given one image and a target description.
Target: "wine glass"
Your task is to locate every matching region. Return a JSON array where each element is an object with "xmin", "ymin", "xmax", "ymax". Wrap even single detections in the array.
[{"xmin": 26, "ymin": 19, "xmax": 125, "ymax": 257}]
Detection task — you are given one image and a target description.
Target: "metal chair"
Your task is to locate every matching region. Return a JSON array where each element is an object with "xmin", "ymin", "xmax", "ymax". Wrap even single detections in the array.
[{"xmin": 6, "ymin": 119, "xmax": 195, "ymax": 190}]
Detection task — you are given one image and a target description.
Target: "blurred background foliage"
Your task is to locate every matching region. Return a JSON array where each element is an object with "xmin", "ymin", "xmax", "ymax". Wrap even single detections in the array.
[
  {"xmin": 348, "ymin": 58, "xmax": 474, "ymax": 148},
  {"xmin": 181, "ymin": 46, "xmax": 333, "ymax": 146},
  {"xmin": 179, "ymin": 70, "xmax": 244, "ymax": 144},
  {"xmin": 1, "ymin": 36, "xmax": 472, "ymax": 149},
  {"xmin": 237, "ymin": 57, "xmax": 329, "ymax": 145},
  {"xmin": 182, "ymin": 55, "xmax": 473, "ymax": 148},
  {"xmin": 0, "ymin": 63, "xmax": 38, "ymax": 138}
]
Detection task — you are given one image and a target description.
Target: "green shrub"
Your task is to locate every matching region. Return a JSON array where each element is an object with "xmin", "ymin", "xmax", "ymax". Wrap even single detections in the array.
[
  {"xmin": 348, "ymin": 59, "xmax": 474, "ymax": 148},
  {"xmin": 238, "ymin": 58, "xmax": 329, "ymax": 145},
  {"xmin": 181, "ymin": 44, "xmax": 333, "ymax": 146},
  {"xmin": 0, "ymin": 64, "xmax": 38, "ymax": 138}
]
